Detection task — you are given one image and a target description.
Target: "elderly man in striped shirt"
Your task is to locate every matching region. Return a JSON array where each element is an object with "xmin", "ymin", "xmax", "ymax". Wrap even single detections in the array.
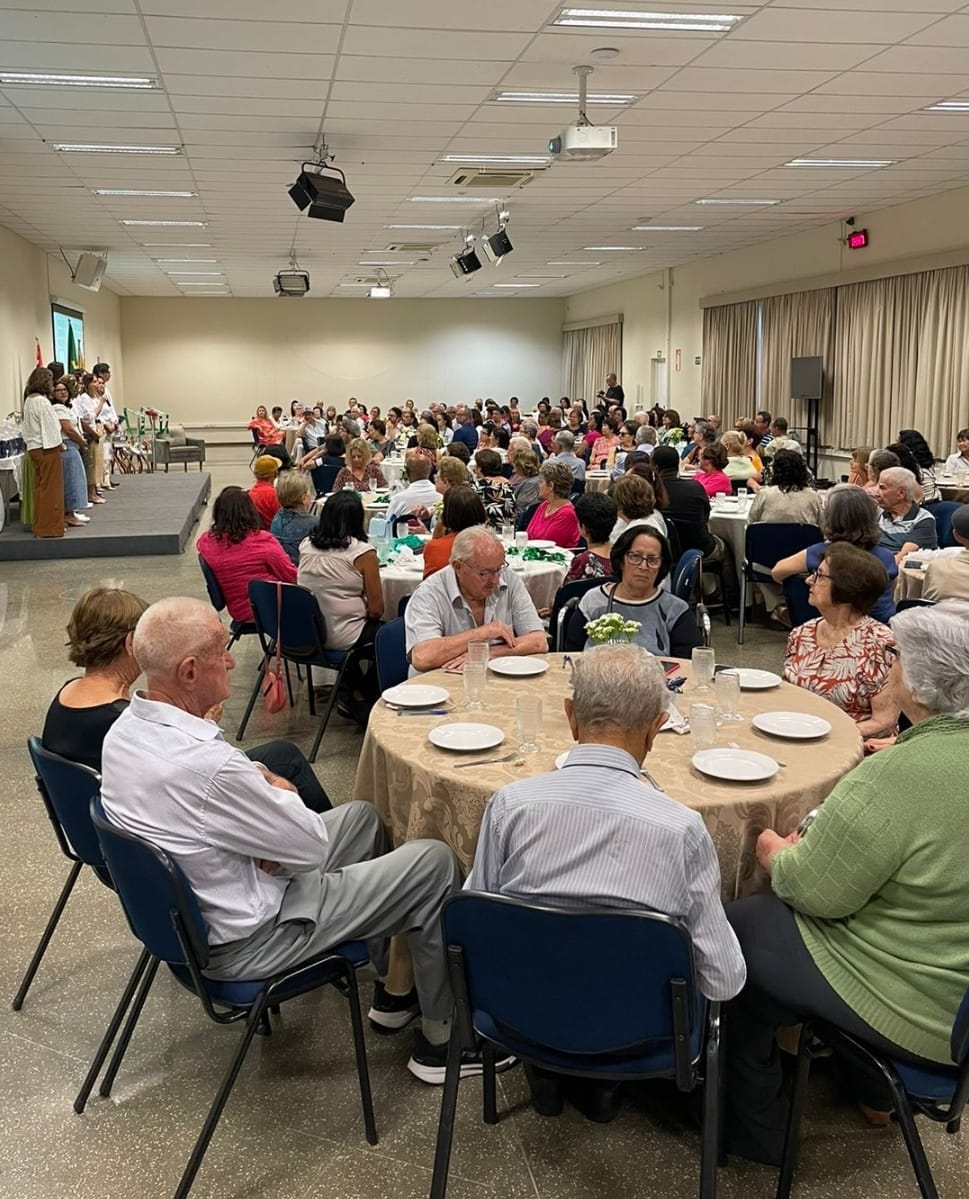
[{"xmin": 466, "ymin": 642, "xmax": 746, "ymax": 1120}]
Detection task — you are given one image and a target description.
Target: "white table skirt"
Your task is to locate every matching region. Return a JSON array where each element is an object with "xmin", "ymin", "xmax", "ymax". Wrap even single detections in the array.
[{"xmin": 380, "ymin": 557, "xmax": 570, "ymax": 618}]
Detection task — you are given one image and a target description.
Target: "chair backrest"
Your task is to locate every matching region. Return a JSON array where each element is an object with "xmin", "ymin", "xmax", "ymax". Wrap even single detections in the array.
[
  {"xmin": 444, "ymin": 893, "xmax": 700, "ymax": 1056},
  {"xmin": 744, "ymin": 523, "xmax": 823, "ymax": 572},
  {"xmin": 662, "ymin": 517, "xmax": 681, "ymax": 563},
  {"xmin": 313, "ymin": 462, "xmax": 342, "ymax": 496},
  {"xmin": 27, "ymin": 737, "xmax": 107, "ymax": 873},
  {"xmin": 670, "ymin": 549, "xmax": 702, "ymax": 603},
  {"xmin": 932, "ymin": 501, "xmax": 962, "ymax": 548},
  {"xmin": 198, "ymin": 553, "xmax": 226, "ymax": 612},
  {"xmin": 895, "ymin": 598, "xmax": 935, "ymax": 612},
  {"xmin": 250, "ymin": 427, "xmax": 261, "ymax": 448},
  {"xmin": 248, "ymin": 579, "xmax": 328, "ymax": 664},
  {"xmin": 782, "ymin": 575, "xmax": 820, "ymax": 627},
  {"xmin": 548, "ymin": 576, "xmax": 612, "ymax": 653},
  {"xmin": 90, "ymin": 794, "xmax": 209, "ymax": 967},
  {"xmin": 375, "ymin": 618, "xmax": 408, "ymax": 691},
  {"xmin": 570, "ymin": 479, "xmax": 586, "ymax": 500},
  {"xmin": 516, "ymin": 501, "xmax": 540, "ymax": 533}
]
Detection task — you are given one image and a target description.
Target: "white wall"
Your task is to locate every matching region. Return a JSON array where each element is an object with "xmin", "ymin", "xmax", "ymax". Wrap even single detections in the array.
[
  {"xmin": 120, "ymin": 297, "xmax": 566, "ymax": 426},
  {"xmin": 564, "ymin": 182, "xmax": 969, "ymax": 417},
  {"xmin": 0, "ymin": 224, "xmax": 123, "ymax": 413}
]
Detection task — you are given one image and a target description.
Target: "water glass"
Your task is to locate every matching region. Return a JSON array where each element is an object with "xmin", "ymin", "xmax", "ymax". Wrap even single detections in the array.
[
  {"xmin": 515, "ymin": 530, "xmax": 529, "ymax": 550},
  {"xmin": 737, "ymin": 487, "xmax": 749, "ymax": 510},
  {"xmin": 516, "ymin": 696, "xmax": 543, "ymax": 754},
  {"xmin": 690, "ymin": 703, "xmax": 718, "ymax": 750},
  {"xmin": 466, "ymin": 640, "xmax": 490, "ymax": 668},
  {"xmin": 368, "ymin": 477, "xmax": 377, "ymax": 495},
  {"xmin": 692, "ymin": 647, "xmax": 716, "ymax": 693},
  {"xmin": 464, "ymin": 663, "xmax": 487, "ymax": 711},
  {"xmin": 715, "ymin": 670, "xmax": 743, "ymax": 723}
]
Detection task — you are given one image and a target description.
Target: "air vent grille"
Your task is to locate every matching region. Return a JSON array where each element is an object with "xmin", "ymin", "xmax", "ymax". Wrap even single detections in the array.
[{"xmin": 446, "ymin": 168, "xmax": 536, "ymax": 189}]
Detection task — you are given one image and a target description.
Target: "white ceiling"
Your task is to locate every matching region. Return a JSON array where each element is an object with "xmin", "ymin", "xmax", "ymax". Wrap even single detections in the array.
[{"xmin": 2, "ymin": 0, "xmax": 969, "ymax": 299}]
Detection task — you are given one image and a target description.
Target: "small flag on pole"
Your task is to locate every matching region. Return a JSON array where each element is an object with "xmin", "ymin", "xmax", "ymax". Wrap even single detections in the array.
[
  {"xmin": 35, "ymin": 338, "xmax": 43, "ymax": 367},
  {"xmin": 67, "ymin": 325, "xmax": 78, "ymax": 372}
]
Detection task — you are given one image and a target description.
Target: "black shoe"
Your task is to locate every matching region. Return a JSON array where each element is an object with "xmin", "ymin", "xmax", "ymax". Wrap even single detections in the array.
[
  {"xmin": 523, "ymin": 1062, "xmax": 565, "ymax": 1117},
  {"xmin": 336, "ymin": 698, "xmax": 369, "ymax": 729},
  {"xmin": 367, "ymin": 981, "xmax": 420, "ymax": 1033},
  {"xmin": 406, "ymin": 1032, "xmax": 518, "ymax": 1086},
  {"xmin": 566, "ymin": 1079, "xmax": 622, "ymax": 1124}
]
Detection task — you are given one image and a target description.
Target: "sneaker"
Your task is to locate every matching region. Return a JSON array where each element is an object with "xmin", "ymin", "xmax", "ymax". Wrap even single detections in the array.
[
  {"xmin": 75, "ymin": 514, "xmax": 91, "ymax": 523},
  {"xmin": 367, "ymin": 981, "xmax": 420, "ymax": 1033},
  {"xmin": 406, "ymin": 1032, "xmax": 517, "ymax": 1086}
]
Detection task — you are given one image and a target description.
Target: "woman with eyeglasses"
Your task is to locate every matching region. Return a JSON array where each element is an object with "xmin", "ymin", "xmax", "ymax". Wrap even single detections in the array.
[
  {"xmin": 782, "ymin": 541, "xmax": 898, "ymax": 737},
  {"xmin": 569, "ymin": 526, "xmax": 701, "ymax": 657},
  {"xmin": 49, "ymin": 378, "xmax": 91, "ymax": 528}
]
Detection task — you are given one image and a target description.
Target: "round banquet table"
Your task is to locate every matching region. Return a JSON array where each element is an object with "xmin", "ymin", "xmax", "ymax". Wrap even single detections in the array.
[
  {"xmin": 353, "ymin": 653, "xmax": 863, "ymax": 901},
  {"xmin": 584, "ymin": 470, "xmax": 611, "ymax": 494},
  {"xmin": 378, "ymin": 458, "xmax": 405, "ymax": 488},
  {"xmin": 378, "ymin": 556, "xmax": 570, "ymax": 618}
]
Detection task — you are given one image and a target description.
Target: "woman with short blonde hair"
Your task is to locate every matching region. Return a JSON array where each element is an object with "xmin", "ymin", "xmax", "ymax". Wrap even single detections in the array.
[{"xmin": 333, "ymin": 437, "xmax": 387, "ymax": 492}]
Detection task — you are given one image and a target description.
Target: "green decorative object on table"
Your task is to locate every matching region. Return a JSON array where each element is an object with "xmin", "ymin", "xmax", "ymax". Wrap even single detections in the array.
[
  {"xmin": 584, "ymin": 614, "xmax": 642, "ymax": 644},
  {"xmin": 506, "ymin": 546, "xmax": 566, "ymax": 564},
  {"xmin": 392, "ymin": 534, "xmax": 425, "ymax": 552}
]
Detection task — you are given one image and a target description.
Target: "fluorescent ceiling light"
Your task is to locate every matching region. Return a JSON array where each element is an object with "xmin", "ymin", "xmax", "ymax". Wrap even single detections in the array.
[
  {"xmin": 548, "ymin": 260, "xmax": 602, "ymax": 265},
  {"xmin": 183, "ymin": 291, "xmax": 229, "ymax": 295},
  {"xmin": 517, "ymin": 273, "xmax": 568, "ymax": 278},
  {"xmin": 142, "ymin": 242, "xmax": 212, "ymax": 247},
  {"xmin": 926, "ymin": 100, "xmax": 969, "ymax": 112},
  {"xmin": 695, "ymin": 198, "xmax": 780, "ymax": 206},
  {"xmin": 439, "ymin": 153, "xmax": 551, "ymax": 165},
  {"xmin": 584, "ymin": 245, "xmax": 644, "ymax": 250},
  {"xmin": 94, "ymin": 188, "xmax": 196, "ymax": 197},
  {"xmin": 52, "ymin": 143, "xmax": 181, "ymax": 155},
  {"xmin": 409, "ymin": 196, "xmax": 501, "ymax": 204},
  {"xmin": 493, "ymin": 282, "xmax": 541, "ymax": 288},
  {"xmin": 493, "ymin": 89, "xmax": 636, "ymax": 105},
  {"xmin": 386, "ymin": 224, "xmax": 462, "ymax": 230},
  {"xmin": 178, "ymin": 281, "xmax": 227, "ymax": 287},
  {"xmin": 165, "ymin": 271, "xmax": 224, "ymax": 276},
  {"xmin": 0, "ymin": 71, "xmax": 157, "ymax": 89},
  {"xmin": 338, "ymin": 282, "xmax": 371, "ymax": 288},
  {"xmin": 122, "ymin": 219, "xmax": 207, "ymax": 227},
  {"xmin": 631, "ymin": 225, "xmax": 703, "ymax": 231},
  {"xmin": 359, "ymin": 260, "xmax": 416, "ymax": 266},
  {"xmin": 552, "ymin": 8, "xmax": 742, "ymax": 32},
  {"xmin": 155, "ymin": 258, "xmax": 218, "ymax": 263},
  {"xmin": 786, "ymin": 158, "xmax": 893, "ymax": 168}
]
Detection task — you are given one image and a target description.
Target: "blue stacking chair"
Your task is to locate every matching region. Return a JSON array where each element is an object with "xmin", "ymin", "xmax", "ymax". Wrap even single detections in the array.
[
  {"xmin": 237, "ymin": 580, "xmax": 353, "ymax": 762},
  {"xmin": 931, "ymin": 501, "xmax": 962, "ymax": 548},
  {"xmin": 671, "ymin": 549, "xmax": 711, "ymax": 648},
  {"xmin": 782, "ymin": 576, "xmax": 820, "ymax": 628},
  {"xmin": 777, "ymin": 993, "xmax": 969, "ymax": 1199},
  {"xmin": 548, "ymin": 575, "xmax": 613, "ymax": 653},
  {"xmin": 738, "ymin": 524, "xmax": 822, "ymax": 645},
  {"xmin": 197, "ymin": 554, "xmax": 256, "ymax": 650},
  {"xmin": 89, "ymin": 795, "xmax": 376, "ymax": 1199},
  {"xmin": 374, "ymin": 618, "xmax": 408, "ymax": 691},
  {"xmin": 310, "ymin": 460, "xmax": 342, "ymax": 498},
  {"xmin": 429, "ymin": 894, "xmax": 723, "ymax": 1199}
]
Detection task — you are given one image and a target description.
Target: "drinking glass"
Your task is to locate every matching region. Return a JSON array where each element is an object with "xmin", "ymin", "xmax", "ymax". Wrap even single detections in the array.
[
  {"xmin": 715, "ymin": 670, "xmax": 743, "ymax": 723},
  {"xmin": 516, "ymin": 696, "xmax": 543, "ymax": 754},
  {"xmin": 464, "ymin": 664, "xmax": 487, "ymax": 711},
  {"xmin": 690, "ymin": 703, "xmax": 718, "ymax": 750},
  {"xmin": 692, "ymin": 647, "xmax": 716, "ymax": 693},
  {"xmin": 737, "ymin": 487, "xmax": 749, "ymax": 510},
  {"xmin": 368, "ymin": 477, "xmax": 377, "ymax": 495},
  {"xmin": 466, "ymin": 640, "xmax": 490, "ymax": 668}
]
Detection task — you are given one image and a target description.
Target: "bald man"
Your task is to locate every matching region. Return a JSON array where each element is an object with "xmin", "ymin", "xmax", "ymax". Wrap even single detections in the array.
[{"xmin": 99, "ymin": 597, "xmax": 503, "ymax": 1085}]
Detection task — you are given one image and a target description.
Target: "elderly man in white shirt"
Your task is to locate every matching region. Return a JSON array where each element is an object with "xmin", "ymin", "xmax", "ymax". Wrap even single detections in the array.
[
  {"xmin": 405, "ymin": 525, "xmax": 548, "ymax": 672},
  {"xmin": 466, "ymin": 642, "xmax": 745, "ymax": 1117},
  {"xmin": 386, "ymin": 450, "xmax": 438, "ymax": 524},
  {"xmin": 99, "ymin": 596, "xmax": 509, "ymax": 1085}
]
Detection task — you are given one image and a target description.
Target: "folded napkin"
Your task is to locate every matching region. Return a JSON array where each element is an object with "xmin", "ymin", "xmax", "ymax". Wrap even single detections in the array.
[{"xmin": 660, "ymin": 701, "xmax": 689, "ymax": 735}]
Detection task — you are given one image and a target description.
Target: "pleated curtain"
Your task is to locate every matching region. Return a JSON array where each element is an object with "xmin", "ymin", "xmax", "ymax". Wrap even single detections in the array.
[
  {"xmin": 700, "ymin": 301, "xmax": 758, "ymax": 420},
  {"xmin": 561, "ymin": 321, "xmax": 622, "ymax": 407},
  {"xmin": 760, "ymin": 288, "xmax": 835, "ymax": 421}
]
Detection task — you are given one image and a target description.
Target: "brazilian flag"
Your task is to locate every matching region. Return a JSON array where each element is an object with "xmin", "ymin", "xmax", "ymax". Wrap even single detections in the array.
[{"xmin": 67, "ymin": 323, "xmax": 78, "ymax": 372}]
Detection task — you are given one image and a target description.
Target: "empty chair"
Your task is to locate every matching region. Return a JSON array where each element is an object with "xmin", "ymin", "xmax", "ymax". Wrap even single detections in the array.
[
  {"xmin": 374, "ymin": 618, "xmax": 408, "ymax": 691},
  {"xmin": 738, "ymin": 523, "xmax": 822, "ymax": 645}
]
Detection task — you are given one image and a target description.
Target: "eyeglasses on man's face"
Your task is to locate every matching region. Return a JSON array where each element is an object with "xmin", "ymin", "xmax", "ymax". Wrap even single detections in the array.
[
  {"xmin": 462, "ymin": 560, "xmax": 506, "ymax": 580},
  {"xmin": 626, "ymin": 552, "xmax": 662, "ymax": 569}
]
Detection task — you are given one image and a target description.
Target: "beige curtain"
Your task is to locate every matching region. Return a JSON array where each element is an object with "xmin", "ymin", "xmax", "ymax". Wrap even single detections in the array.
[
  {"xmin": 561, "ymin": 321, "xmax": 622, "ymax": 406},
  {"xmin": 912, "ymin": 266, "xmax": 969, "ymax": 456},
  {"xmin": 701, "ymin": 301, "xmax": 758, "ymax": 420},
  {"xmin": 760, "ymin": 288, "xmax": 835, "ymax": 435}
]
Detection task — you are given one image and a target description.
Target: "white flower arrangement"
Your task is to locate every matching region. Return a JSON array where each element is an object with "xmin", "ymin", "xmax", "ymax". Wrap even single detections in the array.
[{"xmin": 584, "ymin": 614, "xmax": 642, "ymax": 644}]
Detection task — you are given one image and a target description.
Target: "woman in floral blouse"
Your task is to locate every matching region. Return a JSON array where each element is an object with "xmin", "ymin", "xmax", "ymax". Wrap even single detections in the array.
[
  {"xmin": 471, "ymin": 448, "xmax": 515, "ymax": 529},
  {"xmin": 783, "ymin": 541, "xmax": 898, "ymax": 736}
]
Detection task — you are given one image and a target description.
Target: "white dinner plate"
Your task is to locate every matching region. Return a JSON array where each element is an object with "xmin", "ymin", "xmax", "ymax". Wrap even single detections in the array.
[
  {"xmin": 692, "ymin": 748, "xmax": 779, "ymax": 782},
  {"xmin": 734, "ymin": 668, "xmax": 782, "ymax": 691},
  {"xmin": 586, "ymin": 470, "xmax": 610, "ymax": 477},
  {"xmin": 395, "ymin": 558, "xmax": 424, "ymax": 572},
  {"xmin": 752, "ymin": 711, "xmax": 831, "ymax": 740},
  {"xmin": 488, "ymin": 657, "xmax": 549, "ymax": 677},
  {"xmin": 527, "ymin": 539, "xmax": 557, "ymax": 550},
  {"xmin": 381, "ymin": 683, "xmax": 449, "ymax": 709},
  {"xmin": 428, "ymin": 723, "xmax": 505, "ymax": 752}
]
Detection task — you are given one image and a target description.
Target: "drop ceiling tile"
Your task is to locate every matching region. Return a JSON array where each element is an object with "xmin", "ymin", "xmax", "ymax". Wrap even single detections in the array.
[
  {"xmin": 689, "ymin": 40, "xmax": 885, "ymax": 72},
  {"xmin": 857, "ymin": 45, "xmax": 969, "ymax": 72},
  {"xmin": 776, "ymin": 94, "xmax": 928, "ymax": 114},
  {"xmin": 329, "ymin": 81, "xmax": 493, "ymax": 105},
  {"xmin": 521, "ymin": 30, "xmax": 715, "ymax": 68},
  {"xmin": 162, "ymin": 74, "xmax": 326, "ymax": 98},
  {"xmin": 0, "ymin": 40, "xmax": 155, "ymax": 71},
  {"xmin": 744, "ymin": 112, "xmax": 871, "ymax": 130},
  {"xmin": 324, "ymin": 100, "xmax": 479, "ymax": 123},
  {"xmin": 349, "ymin": 0, "xmax": 555, "ymax": 32},
  {"xmin": 146, "ymin": 15, "xmax": 341, "ymax": 54},
  {"xmin": 902, "ymin": 13, "xmax": 969, "ymax": 42},
  {"xmin": 498, "ymin": 62, "xmax": 678, "ymax": 90},
  {"xmin": 22, "ymin": 108, "xmax": 178, "ymax": 129},
  {"xmin": 733, "ymin": 7, "xmax": 937, "ymax": 42},
  {"xmin": 815, "ymin": 71, "xmax": 969, "ymax": 95},
  {"xmin": 660, "ymin": 67, "xmax": 841, "ymax": 94},
  {"xmin": 154, "ymin": 48, "xmax": 336, "ymax": 77},
  {"xmin": 635, "ymin": 91, "xmax": 794, "ymax": 111},
  {"xmin": 176, "ymin": 113, "xmax": 324, "ymax": 133},
  {"xmin": 341, "ymin": 26, "xmax": 532, "ymax": 61},
  {"xmin": 0, "ymin": 10, "xmax": 146, "ymax": 43},
  {"xmin": 335, "ymin": 55, "xmax": 508, "ymax": 87}
]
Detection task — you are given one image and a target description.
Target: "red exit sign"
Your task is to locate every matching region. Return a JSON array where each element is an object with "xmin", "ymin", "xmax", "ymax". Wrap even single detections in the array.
[{"xmin": 847, "ymin": 228, "xmax": 869, "ymax": 249}]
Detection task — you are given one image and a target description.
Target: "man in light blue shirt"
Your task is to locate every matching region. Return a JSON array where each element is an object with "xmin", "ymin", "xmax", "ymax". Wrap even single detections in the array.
[{"xmin": 545, "ymin": 430, "xmax": 586, "ymax": 482}]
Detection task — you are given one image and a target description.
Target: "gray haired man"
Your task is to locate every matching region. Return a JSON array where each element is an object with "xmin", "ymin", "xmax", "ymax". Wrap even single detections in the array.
[
  {"xmin": 546, "ymin": 430, "xmax": 586, "ymax": 482},
  {"xmin": 876, "ymin": 466, "xmax": 938, "ymax": 564}
]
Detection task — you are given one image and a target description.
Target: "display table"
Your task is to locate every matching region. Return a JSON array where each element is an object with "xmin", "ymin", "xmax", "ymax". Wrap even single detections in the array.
[
  {"xmin": 0, "ymin": 452, "xmax": 24, "ymax": 531},
  {"xmin": 584, "ymin": 470, "xmax": 611, "ymax": 494}
]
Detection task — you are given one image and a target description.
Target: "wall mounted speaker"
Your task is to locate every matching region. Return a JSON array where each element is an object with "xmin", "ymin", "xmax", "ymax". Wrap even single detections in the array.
[{"xmin": 75, "ymin": 252, "xmax": 107, "ymax": 292}]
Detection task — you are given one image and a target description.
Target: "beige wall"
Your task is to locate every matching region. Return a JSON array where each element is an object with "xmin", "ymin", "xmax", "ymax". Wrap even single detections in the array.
[
  {"xmin": 565, "ymin": 182, "xmax": 969, "ymax": 417},
  {"xmin": 0, "ymin": 224, "xmax": 122, "ymax": 411},
  {"xmin": 120, "ymin": 296, "xmax": 566, "ymax": 425}
]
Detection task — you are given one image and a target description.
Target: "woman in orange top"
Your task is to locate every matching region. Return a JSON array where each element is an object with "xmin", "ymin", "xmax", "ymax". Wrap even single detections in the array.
[{"xmin": 422, "ymin": 486, "xmax": 488, "ymax": 578}]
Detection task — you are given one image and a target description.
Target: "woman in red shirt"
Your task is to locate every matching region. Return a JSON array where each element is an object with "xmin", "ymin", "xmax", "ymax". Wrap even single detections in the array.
[
  {"xmin": 197, "ymin": 486, "xmax": 296, "ymax": 622},
  {"xmin": 696, "ymin": 444, "xmax": 732, "ymax": 498},
  {"xmin": 526, "ymin": 462, "xmax": 581, "ymax": 548},
  {"xmin": 247, "ymin": 405, "xmax": 292, "ymax": 467}
]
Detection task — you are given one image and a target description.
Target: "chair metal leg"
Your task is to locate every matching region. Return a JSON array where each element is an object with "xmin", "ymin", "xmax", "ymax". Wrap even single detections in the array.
[
  {"xmin": 343, "ymin": 967, "xmax": 378, "ymax": 1145},
  {"xmin": 775, "ymin": 1026, "xmax": 814, "ymax": 1199},
  {"xmin": 12, "ymin": 860, "xmax": 83, "ymax": 1010},
  {"xmin": 74, "ymin": 948, "xmax": 154, "ymax": 1114},
  {"xmin": 284, "ymin": 660, "xmax": 294, "ymax": 707},
  {"xmin": 700, "ymin": 1007, "xmax": 722, "ymax": 1199},
  {"xmin": 891, "ymin": 1088, "xmax": 940, "ymax": 1199},
  {"xmin": 429, "ymin": 1033, "xmax": 465, "ymax": 1199},
  {"xmin": 235, "ymin": 657, "xmax": 266, "ymax": 741},
  {"xmin": 173, "ymin": 998, "xmax": 268, "ymax": 1199},
  {"xmin": 308, "ymin": 665, "xmax": 346, "ymax": 763},
  {"xmin": 96, "ymin": 953, "xmax": 161, "ymax": 1101},
  {"xmin": 482, "ymin": 1043, "xmax": 498, "ymax": 1125},
  {"xmin": 737, "ymin": 573, "xmax": 747, "ymax": 646}
]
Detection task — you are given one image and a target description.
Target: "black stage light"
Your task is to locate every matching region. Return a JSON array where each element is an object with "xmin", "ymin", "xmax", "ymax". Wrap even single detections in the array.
[
  {"xmin": 288, "ymin": 165, "xmax": 355, "ymax": 223},
  {"xmin": 482, "ymin": 228, "xmax": 513, "ymax": 263},
  {"xmin": 450, "ymin": 247, "xmax": 482, "ymax": 277}
]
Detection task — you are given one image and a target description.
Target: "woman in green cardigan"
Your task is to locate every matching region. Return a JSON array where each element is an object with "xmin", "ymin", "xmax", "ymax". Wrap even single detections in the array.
[{"xmin": 724, "ymin": 598, "xmax": 969, "ymax": 1166}]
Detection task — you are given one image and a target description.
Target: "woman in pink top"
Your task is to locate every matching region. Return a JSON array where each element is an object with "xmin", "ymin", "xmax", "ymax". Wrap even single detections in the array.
[
  {"xmin": 526, "ymin": 461, "xmax": 581, "ymax": 548},
  {"xmin": 696, "ymin": 444, "xmax": 732, "ymax": 498},
  {"xmin": 197, "ymin": 487, "xmax": 296, "ymax": 622}
]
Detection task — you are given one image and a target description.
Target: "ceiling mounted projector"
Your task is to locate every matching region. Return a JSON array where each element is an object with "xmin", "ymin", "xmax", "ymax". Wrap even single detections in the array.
[
  {"xmin": 450, "ymin": 247, "xmax": 482, "ymax": 277},
  {"xmin": 548, "ymin": 64, "xmax": 617, "ymax": 162},
  {"xmin": 273, "ymin": 269, "xmax": 310, "ymax": 297},
  {"xmin": 482, "ymin": 228, "xmax": 513, "ymax": 264},
  {"xmin": 288, "ymin": 162, "xmax": 355, "ymax": 223}
]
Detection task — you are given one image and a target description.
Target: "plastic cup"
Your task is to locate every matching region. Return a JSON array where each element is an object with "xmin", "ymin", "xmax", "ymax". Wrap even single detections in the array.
[
  {"xmin": 516, "ymin": 696, "xmax": 543, "ymax": 753},
  {"xmin": 463, "ymin": 663, "xmax": 487, "ymax": 710},
  {"xmin": 715, "ymin": 670, "xmax": 743, "ymax": 723},
  {"xmin": 690, "ymin": 703, "xmax": 718, "ymax": 750},
  {"xmin": 515, "ymin": 531, "xmax": 529, "ymax": 550},
  {"xmin": 692, "ymin": 647, "xmax": 715, "ymax": 693},
  {"xmin": 466, "ymin": 640, "xmax": 490, "ymax": 668}
]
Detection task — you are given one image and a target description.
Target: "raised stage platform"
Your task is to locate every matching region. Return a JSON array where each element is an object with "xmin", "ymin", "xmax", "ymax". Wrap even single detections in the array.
[{"xmin": 0, "ymin": 471, "xmax": 211, "ymax": 561}]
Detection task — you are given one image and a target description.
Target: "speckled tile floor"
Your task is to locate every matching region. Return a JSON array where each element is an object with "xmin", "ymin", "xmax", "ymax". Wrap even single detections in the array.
[{"xmin": 1, "ymin": 462, "xmax": 964, "ymax": 1199}]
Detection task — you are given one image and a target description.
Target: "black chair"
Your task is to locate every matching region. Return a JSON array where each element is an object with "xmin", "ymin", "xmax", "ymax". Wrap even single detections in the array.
[
  {"xmin": 671, "ymin": 550, "xmax": 712, "ymax": 649},
  {"xmin": 89, "ymin": 795, "xmax": 376, "ymax": 1199},
  {"xmin": 516, "ymin": 501, "xmax": 539, "ymax": 534},
  {"xmin": 248, "ymin": 427, "xmax": 261, "ymax": 468},
  {"xmin": 236, "ymin": 581, "xmax": 353, "ymax": 762},
  {"xmin": 665, "ymin": 513, "xmax": 730, "ymax": 626},
  {"xmin": 570, "ymin": 478, "xmax": 586, "ymax": 501},
  {"xmin": 310, "ymin": 460, "xmax": 342, "ymax": 498},
  {"xmin": 499, "ymin": 462, "xmax": 514, "ymax": 480},
  {"xmin": 738, "ymin": 524, "xmax": 822, "ymax": 645},
  {"xmin": 782, "ymin": 575, "xmax": 819, "ymax": 628},
  {"xmin": 374, "ymin": 618, "xmax": 408, "ymax": 691},
  {"xmin": 931, "ymin": 500, "xmax": 962, "ymax": 548},
  {"xmin": 777, "ymin": 991, "xmax": 969, "ymax": 1199},
  {"xmin": 197, "ymin": 555, "xmax": 256, "ymax": 650},
  {"xmin": 430, "ymin": 894, "xmax": 723, "ymax": 1199},
  {"xmin": 896, "ymin": 598, "xmax": 935, "ymax": 611},
  {"xmin": 663, "ymin": 518, "xmax": 682, "ymax": 564},
  {"xmin": 547, "ymin": 576, "xmax": 613, "ymax": 653}
]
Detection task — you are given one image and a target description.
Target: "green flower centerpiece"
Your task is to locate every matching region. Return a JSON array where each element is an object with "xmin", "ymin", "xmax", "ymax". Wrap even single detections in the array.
[{"xmin": 584, "ymin": 614, "xmax": 642, "ymax": 645}]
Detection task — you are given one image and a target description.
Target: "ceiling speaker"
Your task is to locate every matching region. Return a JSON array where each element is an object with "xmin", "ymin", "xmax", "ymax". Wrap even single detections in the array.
[{"xmin": 75, "ymin": 252, "xmax": 107, "ymax": 291}]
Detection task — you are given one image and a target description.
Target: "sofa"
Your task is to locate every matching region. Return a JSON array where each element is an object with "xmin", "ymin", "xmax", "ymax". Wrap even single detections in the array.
[{"xmin": 155, "ymin": 425, "xmax": 206, "ymax": 472}]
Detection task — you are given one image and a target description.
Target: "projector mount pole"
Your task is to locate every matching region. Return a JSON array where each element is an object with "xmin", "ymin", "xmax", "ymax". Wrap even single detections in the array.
[{"xmin": 573, "ymin": 64, "xmax": 593, "ymax": 127}]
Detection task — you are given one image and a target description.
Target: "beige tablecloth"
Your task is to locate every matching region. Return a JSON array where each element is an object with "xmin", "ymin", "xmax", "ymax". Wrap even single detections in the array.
[
  {"xmin": 584, "ymin": 471, "xmax": 611, "ymax": 494},
  {"xmin": 937, "ymin": 480, "xmax": 969, "ymax": 504},
  {"xmin": 379, "ymin": 557, "xmax": 569, "ymax": 619},
  {"xmin": 354, "ymin": 654, "xmax": 863, "ymax": 900}
]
